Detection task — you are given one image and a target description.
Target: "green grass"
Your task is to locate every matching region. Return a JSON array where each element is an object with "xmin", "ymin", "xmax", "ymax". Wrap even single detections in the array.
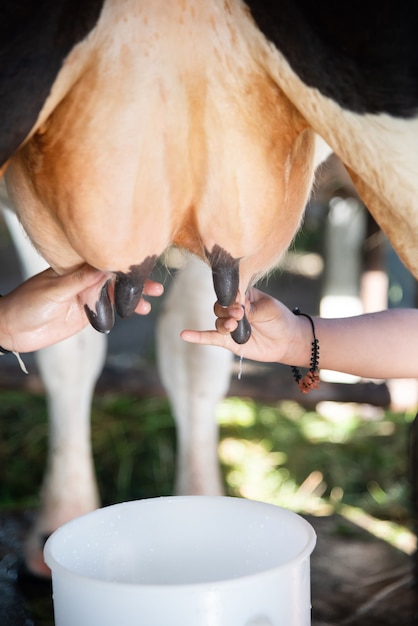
[
  {"xmin": 0, "ymin": 391, "xmax": 414, "ymax": 531},
  {"xmin": 217, "ymin": 398, "xmax": 413, "ymax": 525}
]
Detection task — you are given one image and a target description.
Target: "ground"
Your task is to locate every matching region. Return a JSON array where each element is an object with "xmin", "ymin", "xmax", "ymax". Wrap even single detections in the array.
[{"xmin": 0, "ymin": 509, "xmax": 417, "ymax": 625}]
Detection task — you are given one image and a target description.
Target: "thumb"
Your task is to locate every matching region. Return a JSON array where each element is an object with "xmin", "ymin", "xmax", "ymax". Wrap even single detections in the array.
[{"xmin": 51, "ymin": 266, "xmax": 107, "ymax": 299}]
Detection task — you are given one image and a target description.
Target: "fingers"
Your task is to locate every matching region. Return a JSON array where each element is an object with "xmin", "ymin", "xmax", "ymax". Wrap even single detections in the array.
[
  {"xmin": 73, "ymin": 265, "xmax": 107, "ymax": 287},
  {"xmin": 142, "ymin": 279, "xmax": 164, "ymax": 297},
  {"xmin": 53, "ymin": 268, "xmax": 163, "ymax": 302},
  {"xmin": 183, "ymin": 299, "xmax": 246, "ymax": 340},
  {"xmin": 133, "ymin": 279, "xmax": 164, "ymax": 315},
  {"xmin": 211, "ymin": 301, "xmax": 244, "ymax": 334},
  {"xmin": 46, "ymin": 265, "xmax": 106, "ymax": 301},
  {"xmin": 214, "ymin": 301, "xmax": 244, "ymax": 320},
  {"xmin": 180, "ymin": 300, "xmax": 245, "ymax": 349},
  {"xmin": 180, "ymin": 328, "xmax": 232, "ymax": 349},
  {"xmin": 134, "ymin": 298, "xmax": 151, "ymax": 315}
]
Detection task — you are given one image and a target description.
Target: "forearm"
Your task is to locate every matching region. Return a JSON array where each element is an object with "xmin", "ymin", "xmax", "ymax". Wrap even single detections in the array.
[
  {"xmin": 181, "ymin": 288, "xmax": 418, "ymax": 381},
  {"xmin": 312, "ymin": 309, "xmax": 418, "ymax": 379}
]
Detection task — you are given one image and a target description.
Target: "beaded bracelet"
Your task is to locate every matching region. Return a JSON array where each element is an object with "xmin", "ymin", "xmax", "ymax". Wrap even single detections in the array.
[{"xmin": 290, "ymin": 307, "xmax": 320, "ymax": 394}]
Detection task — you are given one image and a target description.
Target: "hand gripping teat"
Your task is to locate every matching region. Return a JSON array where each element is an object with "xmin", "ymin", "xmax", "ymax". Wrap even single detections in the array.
[{"xmin": 206, "ymin": 244, "xmax": 251, "ymax": 345}]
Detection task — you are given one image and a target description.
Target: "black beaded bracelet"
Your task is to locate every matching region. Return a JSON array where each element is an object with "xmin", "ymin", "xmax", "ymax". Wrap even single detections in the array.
[{"xmin": 290, "ymin": 307, "xmax": 320, "ymax": 394}]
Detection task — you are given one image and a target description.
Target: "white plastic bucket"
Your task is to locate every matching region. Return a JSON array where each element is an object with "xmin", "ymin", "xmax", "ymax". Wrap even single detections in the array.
[{"xmin": 44, "ymin": 496, "xmax": 316, "ymax": 626}]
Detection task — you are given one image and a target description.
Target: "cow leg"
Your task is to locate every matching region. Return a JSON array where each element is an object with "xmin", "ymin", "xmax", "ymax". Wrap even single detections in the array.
[
  {"xmin": 1, "ymin": 204, "xmax": 105, "ymax": 577},
  {"xmin": 156, "ymin": 255, "xmax": 233, "ymax": 496},
  {"xmin": 26, "ymin": 329, "xmax": 105, "ymax": 577}
]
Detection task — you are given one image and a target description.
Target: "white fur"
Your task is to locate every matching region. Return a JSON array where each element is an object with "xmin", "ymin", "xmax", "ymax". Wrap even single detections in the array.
[
  {"xmin": 1, "ymin": 202, "xmax": 105, "ymax": 576},
  {"xmin": 157, "ymin": 255, "xmax": 233, "ymax": 495},
  {"xmin": 258, "ymin": 39, "xmax": 418, "ymax": 274}
]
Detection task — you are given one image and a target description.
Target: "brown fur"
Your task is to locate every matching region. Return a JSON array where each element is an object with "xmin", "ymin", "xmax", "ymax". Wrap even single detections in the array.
[{"xmin": 5, "ymin": 0, "xmax": 318, "ymax": 305}]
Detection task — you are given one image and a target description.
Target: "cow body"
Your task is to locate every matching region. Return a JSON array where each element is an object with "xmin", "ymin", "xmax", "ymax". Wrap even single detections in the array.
[
  {"xmin": 2, "ymin": 1, "xmax": 417, "ymax": 298},
  {"xmin": 3, "ymin": 0, "xmax": 323, "ymax": 328},
  {"xmin": 1, "ymin": 0, "xmax": 417, "ymax": 578}
]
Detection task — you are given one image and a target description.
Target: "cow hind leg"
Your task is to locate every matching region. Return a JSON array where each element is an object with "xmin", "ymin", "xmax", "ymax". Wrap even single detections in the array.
[
  {"xmin": 157, "ymin": 255, "xmax": 233, "ymax": 496},
  {"xmin": 1, "ymin": 203, "xmax": 106, "ymax": 578}
]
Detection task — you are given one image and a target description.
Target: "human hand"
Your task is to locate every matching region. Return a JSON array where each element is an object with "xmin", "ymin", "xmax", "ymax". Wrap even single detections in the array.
[
  {"xmin": 133, "ymin": 279, "xmax": 164, "ymax": 314},
  {"xmin": 181, "ymin": 287, "xmax": 310, "ymax": 366},
  {"xmin": 0, "ymin": 266, "xmax": 164, "ymax": 353}
]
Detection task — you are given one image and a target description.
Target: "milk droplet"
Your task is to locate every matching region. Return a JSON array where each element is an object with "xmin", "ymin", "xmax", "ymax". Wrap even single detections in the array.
[{"xmin": 238, "ymin": 353, "xmax": 244, "ymax": 380}]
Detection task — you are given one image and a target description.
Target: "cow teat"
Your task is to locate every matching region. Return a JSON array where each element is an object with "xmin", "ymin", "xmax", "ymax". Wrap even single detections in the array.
[
  {"xmin": 206, "ymin": 244, "xmax": 251, "ymax": 345},
  {"xmin": 84, "ymin": 279, "xmax": 115, "ymax": 333},
  {"xmin": 114, "ymin": 256, "xmax": 158, "ymax": 319}
]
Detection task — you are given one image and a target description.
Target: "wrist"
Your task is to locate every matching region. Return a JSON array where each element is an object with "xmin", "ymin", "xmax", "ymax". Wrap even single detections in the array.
[
  {"xmin": 289, "ymin": 308, "xmax": 320, "ymax": 394},
  {"xmin": 285, "ymin": 311, "xmax": 315, "ymax": 368}
]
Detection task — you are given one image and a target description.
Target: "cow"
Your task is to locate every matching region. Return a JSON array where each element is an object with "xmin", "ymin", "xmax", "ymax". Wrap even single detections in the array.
[{"xmin": 1, "ymin": 0, "xmax": 417, "ymax": 577}]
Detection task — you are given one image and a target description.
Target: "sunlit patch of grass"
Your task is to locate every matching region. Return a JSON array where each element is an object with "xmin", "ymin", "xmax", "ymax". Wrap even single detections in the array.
[
  {"xmin": 216, "ymin": 397, "xmax": 257, "ymax": 427},
  {"xmin": 299, "ymin": 409, "xmax": 361, "ymax": 444},
  {"xmin": 339, "ymin": 503, "xmax": 416, "ymax": 555},
  {"xmin": 216, "ymin": 397, "xmax": 412, "ymax": 525},
  {"xmin": 219, "ymin": 433, "xmax": 330, "ymax": 514}
]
